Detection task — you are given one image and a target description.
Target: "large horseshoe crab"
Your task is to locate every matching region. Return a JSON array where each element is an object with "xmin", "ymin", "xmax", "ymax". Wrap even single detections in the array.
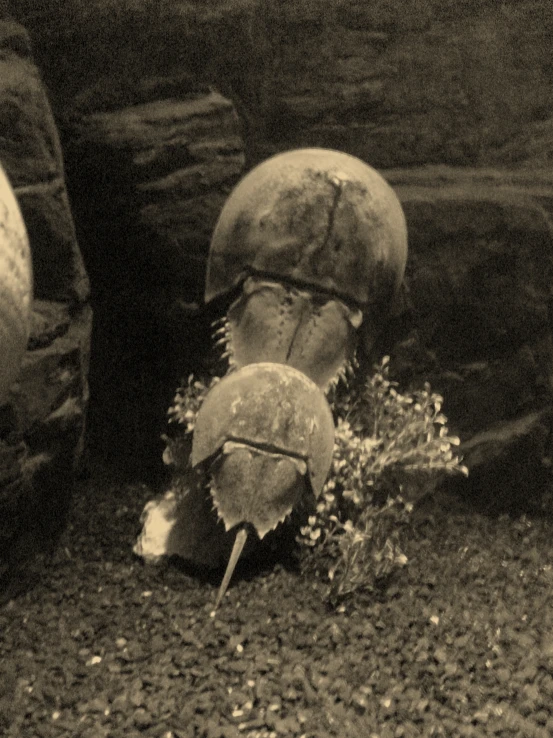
[
  {"xmin": 191, "ymin": 362, "xmax": 335, "ymax": 608},
  {"xmin": 207, "ymin": 147, "xmax": 408, "ymax": 389},
  {"xmin": 0, "ymin": 163, "xmax": 33, "ymax": 403}
]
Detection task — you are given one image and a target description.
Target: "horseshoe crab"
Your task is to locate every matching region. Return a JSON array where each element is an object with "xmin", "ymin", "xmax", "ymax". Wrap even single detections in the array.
[
  {"xmin": 191, "ymin": 362, "xmax": 335, "ymax": 609},
  {"xmin": 207, "ymin": 147, "xmax": 408, "ymax": 388},
  {"xmin": 0, "ymin": 163, "xmax": 33, "ymax": 403}
]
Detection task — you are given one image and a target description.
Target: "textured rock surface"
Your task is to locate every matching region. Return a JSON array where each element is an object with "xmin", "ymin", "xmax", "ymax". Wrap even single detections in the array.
[
  {"xmin": 64, "ymin": 89, "xmax": 244, "ymax": 307},
  {"xmin": 60, "ymin": 84, "xmax": 245, "ymax": 472},
  {"xmin": 13, "ymin": 1, "xmax": 553, "ymax": 169},
  {"xmin": 386, "ymin": 167, "xmax": 553, "ymax": 429},
  {"xmin": 251, "ymin": 0, "xmax": 553, "ymax": 168},
  {"xmin": 377, "ymin": 168, "xmax": 553, "ymax": 508},
  {"xmin": 0, "ymin": 18, "xmax": 91, "ymax": 588},
  {"xmin": 0, "ymin": 20, "xmax": 89, "ymax": 302}
]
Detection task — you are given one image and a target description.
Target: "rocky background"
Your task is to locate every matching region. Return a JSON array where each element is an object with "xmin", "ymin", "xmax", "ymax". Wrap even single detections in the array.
[
  {"xmin": 0, "ymin": 17, "xmax": 92, "ymax": 586},
  {"xmin": 1, "ymin": 0, "xmax": 553, "ymax": 582}
]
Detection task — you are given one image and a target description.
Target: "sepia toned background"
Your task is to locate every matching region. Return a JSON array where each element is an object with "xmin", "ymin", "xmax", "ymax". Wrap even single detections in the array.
[{"xmin": 2, "ymin": 0, "xmax": 553, "ymax": 575}]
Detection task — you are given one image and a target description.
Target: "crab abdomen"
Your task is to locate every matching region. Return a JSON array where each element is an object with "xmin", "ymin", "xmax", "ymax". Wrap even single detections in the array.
[
  {"xmin": 223, "ymin": 277, "xmax": 362, "ymax": 389},
  {"xmin": 209, "ymin": 442, "xmax": 308, "ymax": 538}
]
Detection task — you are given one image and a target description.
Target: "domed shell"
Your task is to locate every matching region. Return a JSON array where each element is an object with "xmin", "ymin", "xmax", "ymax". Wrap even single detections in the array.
[
  {"xmin": 0, "ymin": 163, "xmax": 33, "ymax": 402},
  {"xmin": 206, "ymin": 148, "xmax": 407, "ymax": 310},
  {"xmin": 191, "ymin": 362, "xmax": 335, "ymax": 497}
]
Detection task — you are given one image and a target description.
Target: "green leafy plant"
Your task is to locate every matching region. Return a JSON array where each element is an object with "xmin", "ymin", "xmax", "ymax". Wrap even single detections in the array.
[
  {"xmin": 166, "ymin": 374, "xmax": 217, "ymax": 434},
  {"xmin": 162, "ymin": 374, "xmax": 216, "ymax": 467},
  {"xmin": 298, "ymin": 356, "xmax": 468, "ymax": 602}
]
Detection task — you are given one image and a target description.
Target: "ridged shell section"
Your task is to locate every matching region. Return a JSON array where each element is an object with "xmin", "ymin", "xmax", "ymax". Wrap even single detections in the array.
[
  {"xmin": 209, "ymin": 443, "xmax": 308, "ymax": 538},
  {"xmin": 0, "ymin": 164, "xmax": 33, "ymax": 402},
  {"xmin": 224, "ymin": 277, "xmax": 361, "ymax": 389}
]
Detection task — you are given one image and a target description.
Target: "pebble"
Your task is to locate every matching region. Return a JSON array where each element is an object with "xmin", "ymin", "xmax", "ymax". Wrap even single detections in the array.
[
  {"xmin": 133, "ymin": 707, "xmax": 154, "ymax": 728},
  {"xmin": 111, "ymin": 694, "xmax": 129, "ymax": 712}
]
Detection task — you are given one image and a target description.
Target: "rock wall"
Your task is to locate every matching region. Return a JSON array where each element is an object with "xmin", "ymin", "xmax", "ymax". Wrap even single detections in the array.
[
  {"xmin": 61, "ymin": 85, "xmax": 245, "ymax": 473},
  {"xmin": 6, "ymin": 0, "xmax": 553, "ymax": 512},
  {"xmin": 383, "ymin": 168, "xmax": 553, "ymax": 510},
  {"xmin": 0, "ymin": 18, "xmax": 92, "ymax": 591},
  {"xmin": 15, "ymin": 0, "xmax": 553, "ymax": 169},
  {"xmin": 248, "ymin": 0, "xmax": 553, "ymax": 168}
]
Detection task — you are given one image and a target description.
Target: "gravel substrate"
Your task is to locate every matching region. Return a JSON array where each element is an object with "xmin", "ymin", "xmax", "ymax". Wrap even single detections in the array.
[{"xmin": 2, "ymin": 464, "xmax": 553, "ymax": 738}]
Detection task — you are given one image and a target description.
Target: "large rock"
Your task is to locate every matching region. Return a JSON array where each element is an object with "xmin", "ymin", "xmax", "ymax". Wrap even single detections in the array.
[
  {"xmin": 448, "ymin": 409, "xmax": 553, "ymax": 513},
  {"xmin": 64, "ymin": 88, "xmax": 245, "ymax": 306},
  {"xmin": 248, "ymin": 0, "xmax": 553, "ymax": 168},
  {"xmin": 378, "ymin": 167, "xmax": 553, "ymax": 510},
  {"xmin": 0, "ymin": 18, "xmax": 91, "ymax": 591},
  {"xmin": 13, "ymin": 1, "xmax": 553, "ymax": 169},
  {"xmin": 0, "ymin": 20, "xmax": 89, "ymax": 302},
  {"xmin": 58, "ymin": 84, "xmax": 245, "ymax": 471}
]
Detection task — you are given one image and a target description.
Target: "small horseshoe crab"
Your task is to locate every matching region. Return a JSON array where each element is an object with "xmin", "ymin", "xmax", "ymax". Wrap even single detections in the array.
[{"xmin": 191, "ymin": 362, "xmax": 335, "ymax": 609}]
